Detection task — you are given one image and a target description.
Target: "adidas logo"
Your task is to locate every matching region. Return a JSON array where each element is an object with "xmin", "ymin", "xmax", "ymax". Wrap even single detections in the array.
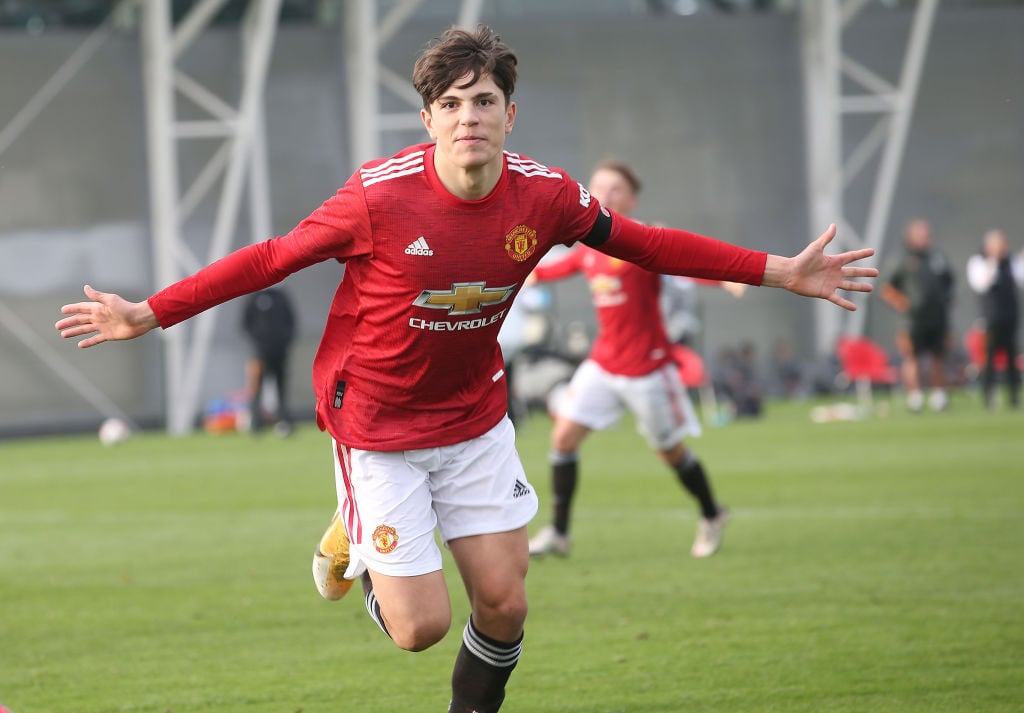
[
  {"xmin": 512, "ymin": 479, "xmax": 531, "ymax": 499},
  {"xmin": 404, "ymin": 236, "xmax": 434, "ymax": 256}
]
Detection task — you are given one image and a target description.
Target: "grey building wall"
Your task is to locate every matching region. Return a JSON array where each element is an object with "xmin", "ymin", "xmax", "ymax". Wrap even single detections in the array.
[{"xmin": 0, "ymin": 6, "xmax": 1021, "ymax": 434}]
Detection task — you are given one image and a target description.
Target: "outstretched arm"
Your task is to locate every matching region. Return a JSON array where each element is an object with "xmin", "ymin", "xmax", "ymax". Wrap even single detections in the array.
[
  {"xmin": 595, "ymin": 218, "xmax": 876, "ymax": 310},
  {"xmin": 761, "ymin": 224, "xmax": 878, "ymax": 312},
  {"xmin": 529, "ymin": 247, "xmax": 583, "ymax": 285},
  {"xmin": 55, "ymin": 285, "xmax": 160, "ymax": 349}
]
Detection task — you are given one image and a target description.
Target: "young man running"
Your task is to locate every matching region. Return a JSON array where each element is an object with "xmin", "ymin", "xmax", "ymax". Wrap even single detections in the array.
[
  {"xmin": 528, "ymin": 160, "xmax": 734, "ymax": 560},
  {"xmin": 56, "ymin": 26, "xmax": 877, "ymax": 713}
]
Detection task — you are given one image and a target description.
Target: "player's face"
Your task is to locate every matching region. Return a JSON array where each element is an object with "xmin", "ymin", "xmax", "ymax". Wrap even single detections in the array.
[
  {"xmin": 587, "ymin": 168, "xmax": 637, "ymax": 216},
  {"xmin": 421, "ymin": 73, "xmax": 516, "ymax": 173}
]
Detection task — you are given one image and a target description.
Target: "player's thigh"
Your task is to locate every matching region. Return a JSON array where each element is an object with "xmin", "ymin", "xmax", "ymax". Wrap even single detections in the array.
[
  {"xmin": 428, "ymin": 420, "xmax": 534, "ymax": 638},
  {"xmin": 620, "ymin": 364, "xmax": 702, "ymax": 450},
  {"xmin": 448, "ymin": 527, "xmax": 530, "ymax": 638},
  {"xmin": 334, "ymin": 442, "xmax": 445, "ymax": 578},
  {"xmin": 449, "ymin": 527, "xmax": 529, "ymax": 603},
  {"xmin": 558, "ymin": 359, "xmax": 624, "ymax": 431}
]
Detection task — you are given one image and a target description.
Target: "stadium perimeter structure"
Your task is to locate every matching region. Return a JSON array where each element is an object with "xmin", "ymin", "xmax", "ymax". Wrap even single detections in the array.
[{"xmin": 0, "ymin": 0, "xmax": 937, "ymax": 435}]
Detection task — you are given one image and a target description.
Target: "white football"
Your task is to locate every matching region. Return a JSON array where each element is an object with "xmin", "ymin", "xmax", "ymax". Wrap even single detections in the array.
[{"xmin": 98, "ymin": 417, "xmax": 131, "ymax": 446}]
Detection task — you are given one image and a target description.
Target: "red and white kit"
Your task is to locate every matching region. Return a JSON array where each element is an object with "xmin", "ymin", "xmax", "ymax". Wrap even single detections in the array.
[
  {"xmin": 533, "ymin": 245, "xmax": 701, "ymax": 448},
  {"xmin": 147, "ymin": 144, "xmax": 766, "ymax": 574}
]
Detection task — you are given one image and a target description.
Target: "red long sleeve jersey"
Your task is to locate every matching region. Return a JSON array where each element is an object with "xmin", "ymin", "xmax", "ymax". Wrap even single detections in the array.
[
  {"xmin": 533, "ymin": 246, "xmax": 675, "ymax": 377},
  {"xmin": 148, "ymin": 144, "xmax": 767, "ymax": 450}
]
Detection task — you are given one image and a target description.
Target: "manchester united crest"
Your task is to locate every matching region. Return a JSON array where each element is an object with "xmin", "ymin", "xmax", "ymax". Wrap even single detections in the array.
[
  {"xmin": 504, "ymin": 224, "xmax": 538, "ymax": 262},
  {"xmin": 372, "ymin": 524, "xmax": 398, "ymax": 554}
]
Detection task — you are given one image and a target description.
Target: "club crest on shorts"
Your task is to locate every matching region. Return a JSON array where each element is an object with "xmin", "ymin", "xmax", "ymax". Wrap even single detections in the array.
[
  {"xmin": 504, "ymin": 224, "xmax": 538, "ymax": 262},
  {"xmin": 372, "ymin": 524, "xmax": 399, "ymax": 554}
]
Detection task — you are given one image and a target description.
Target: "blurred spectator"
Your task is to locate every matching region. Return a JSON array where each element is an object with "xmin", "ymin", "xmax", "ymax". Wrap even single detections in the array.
[
  {"xmin": 711, "ymin": 341, "xmax": 764, "ymax": 418},
  {"xmin": 880, "ymin": 218, "xmax": 955, "ymax": 412},
  {"xmin": 730, "ymin": 341, "xmax": 764, "ymax": 418},
  {"xmin": 966, "ymin": 229, "xmax": 1023, "ymax": 409},
  {"xmin": 661, "ymin": 275, "xmax": 703, "ymax": 346},
  {"xmin": 661, "ymin": 274, "xmax": 746, "ymax": 348},
  {"xmin": 768, "ymin": 336, "xmax": 805, "ymax": 399},
  {"xmin": 241, "ymin": 287, "xmax": 296, "ymax": 436},
  {"xmin": 497, "ymin": 293, "xmax": 529, "ymax": 426},
  {"xmin": 497, "ymin": 284, "xmax": 549, "ymax": 426}
]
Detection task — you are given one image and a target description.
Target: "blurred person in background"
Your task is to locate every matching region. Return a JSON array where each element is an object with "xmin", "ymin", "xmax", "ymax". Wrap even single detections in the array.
[
  {"xmin": 767, "ymin": 336, "xmax": 805, "ymax": 400},
  {"xmin": 966, "ymin": 229, "xmax": 1023, "ymax": 409},
  {"xmin": 496, "ymin": 293, "xmax": 529, "ymax": 426},
  {"xmin": 56, "ymin": 26, "xmax": 877, "ymax": 713},
  {"xmin": 726, "ymin": 340, "xmax": 764, "ymax": 418},
  {"xmin": 527, "ymin": 160, "xmax": 741, "ymax": 561},
  {"xmin": 880, "ymin": 218, "xmax": 955, "ymax": 412},
  {"xmin": 660, "ymin": 273, "xmax": 745, "ymax": 347},
  {"xmin": 241, "ymin": 287, "xmax": 296, "ymax": 436},
  {"xmin": 496, "ymin": 283, "xmax": 549, "ymax": 426},
  {"xmin": 709, "ymin": 340, "xmax": 765, "ymax": 420}
]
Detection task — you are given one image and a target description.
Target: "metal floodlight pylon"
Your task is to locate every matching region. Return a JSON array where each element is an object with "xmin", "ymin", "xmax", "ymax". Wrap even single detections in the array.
[
  {"xmin": 141, "ymin": 0, "xmax": 282, "ymax": 434},
  {"xmin": 801, "ymin": 0, "xmax": 939, "ymax": 354}
]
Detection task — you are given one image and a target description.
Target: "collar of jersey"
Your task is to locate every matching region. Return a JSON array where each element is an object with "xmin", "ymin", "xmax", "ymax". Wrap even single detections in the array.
[{"xmin": 423, "ymin": 143, "xmax": 510, "ymax": 209}]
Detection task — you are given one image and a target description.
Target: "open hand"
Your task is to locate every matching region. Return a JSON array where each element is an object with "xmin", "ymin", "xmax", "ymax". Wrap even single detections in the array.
[
  {"xmin": 770, "ymin": 224, "xmax": 878, "ymax": 311},
  {"xmin": 55, "ymin": 285, "xmax": 159, "ymax": 348}
]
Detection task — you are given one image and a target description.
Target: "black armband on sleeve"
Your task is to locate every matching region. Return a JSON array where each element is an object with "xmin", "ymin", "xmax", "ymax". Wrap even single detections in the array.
[{"xmin": 581, "ymin": 208, "xmax": 613, "ymax": 248}]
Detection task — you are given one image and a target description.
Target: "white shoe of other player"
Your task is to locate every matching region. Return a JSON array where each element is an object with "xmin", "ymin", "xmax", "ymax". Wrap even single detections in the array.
[
  {"xmin": 906, "ymin": 389, "xmax": 925, "ymax": 413},
  {"xmin": 528, "ymin": 525, "xmax": 571, "ymax": 557},
  {"xmin": 928, "ymin": 388, "xmax": 949, "ymax": 412},
  {"xmin": 311, "ymin": 512, "xmax": 357, "ymax": 600},
  {"xmin": 691, "ymin": 507, "xmax": 730, "ymax": 558}
]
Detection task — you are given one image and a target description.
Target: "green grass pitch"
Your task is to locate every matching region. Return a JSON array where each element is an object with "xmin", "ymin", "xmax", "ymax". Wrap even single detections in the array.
[{"xmin": 1, "ymin": 392, "xmax": 1022, "ymax": 712}]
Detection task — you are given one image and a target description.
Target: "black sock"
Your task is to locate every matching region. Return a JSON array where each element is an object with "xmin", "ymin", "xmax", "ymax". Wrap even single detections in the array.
[
  {"xmin": 449, "ymin": 618, "xmax": 522, "ymax": 713},
  {"xmin": 362, "ymin": 572, "xmax": 390, "ymax": 638},
  {"xmin": 550, "ymin": 454, "xmax": 578, "ymax": 535},
  {"xmin": 673, "ymin": 453, "xmax": 719, "ymax": 520}
]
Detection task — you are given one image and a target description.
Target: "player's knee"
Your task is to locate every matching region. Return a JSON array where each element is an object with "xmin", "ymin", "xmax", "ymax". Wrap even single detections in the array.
[
  {"xmin": 472, "ymin": 590, "xmax": 529, "ymax": 635},
  {"xmin": 550, "ymin": 427, "xmax": 583, "ymax": 455},
  {"xmin": 551, "ymin": 434, "xmax": 572, "ymax": 454},
  {"xmin": 388, "ymin": 610, "xmax": 451, "ymax": 652},
  {"xmin": 550, "ymin": 419, "xmax": 586, "ymax": 455},
  {"xmin": 659, "ymin": 442, "xmax": 687, "ymax": 466}
]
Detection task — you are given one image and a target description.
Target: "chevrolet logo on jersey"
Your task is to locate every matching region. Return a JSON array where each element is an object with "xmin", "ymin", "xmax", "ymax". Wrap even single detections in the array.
[{"xmin": 414, "ymin": 282, "xmax": 516, "ymax": 315}]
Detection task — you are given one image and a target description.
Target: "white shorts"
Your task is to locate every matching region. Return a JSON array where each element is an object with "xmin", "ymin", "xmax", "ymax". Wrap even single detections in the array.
[
  {"xmin": 332, "ymin": 416, "xmax": 538, "ymax": 578},
  {"xmin": 556, "ymin": 359, "xmax": 702, "ymax": 450}
]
